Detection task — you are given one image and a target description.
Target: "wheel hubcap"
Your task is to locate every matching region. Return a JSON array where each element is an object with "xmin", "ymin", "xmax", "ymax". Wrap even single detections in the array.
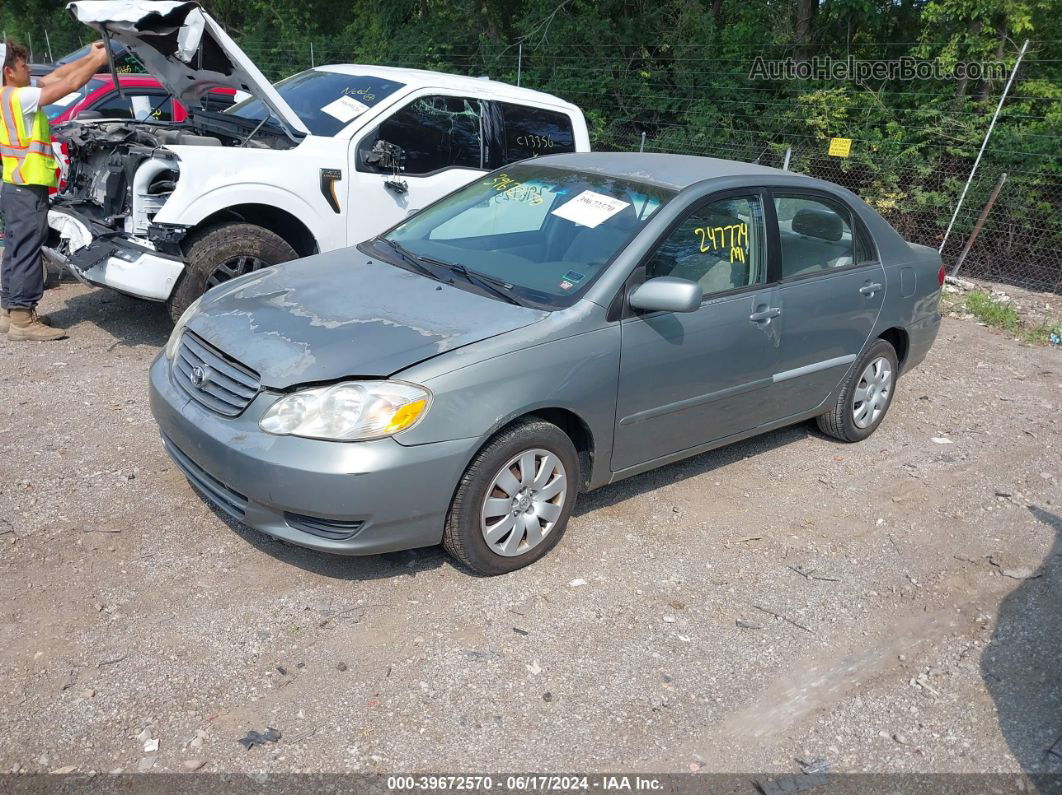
[
  {"xmin": 852, "ymin": 356, "xmax": 893, "ymax": 429},
  {"xmin": 480, "ymin": 449, "xmax": 567, "ymax": 557},
  {"xmin": 207, "ymin": 255, "xmax": 269, "ymax": 288}
]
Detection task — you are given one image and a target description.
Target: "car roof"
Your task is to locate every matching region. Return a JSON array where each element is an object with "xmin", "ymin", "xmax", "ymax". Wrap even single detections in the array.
[
  {"xmin": 530, "ymin": 152, "xmax": 795, "ymax": 190},
  {"xmin": 313, "ymin": 64, "xmax": 581, "ymax": 113}
]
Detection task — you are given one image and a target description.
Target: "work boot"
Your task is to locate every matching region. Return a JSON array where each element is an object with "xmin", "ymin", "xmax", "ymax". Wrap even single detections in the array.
[
  {"xmin": 0, "ymin": 307, "xmax": 50, "ymax": 333},
  {"xmin": 7, "ymin": 308, "xmax": 66, "ymax": 341}
]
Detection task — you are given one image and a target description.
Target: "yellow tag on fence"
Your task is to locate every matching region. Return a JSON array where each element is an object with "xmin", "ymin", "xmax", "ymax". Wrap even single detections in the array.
[{"xmin": 828, "ymin": 137, "xmax": 853, "ymax": 157}]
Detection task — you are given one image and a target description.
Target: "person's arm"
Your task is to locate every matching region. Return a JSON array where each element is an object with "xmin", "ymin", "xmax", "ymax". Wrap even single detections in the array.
[{"xmin": 37, "ymin": 42, "xmax": 109, "ymax": 106}]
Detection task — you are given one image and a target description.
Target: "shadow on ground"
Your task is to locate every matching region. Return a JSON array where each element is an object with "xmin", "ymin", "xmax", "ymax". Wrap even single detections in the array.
[
  {"xmin": 46, "ymin": 284, "xmax": 171, "ymax": 349},
  {"xmin": 574, "ymin": 422, "xmax": 812, "ymax": 516},
  {"xmin": 982, "ymin": 505, "xmax": 1062, "ymax": 787}
]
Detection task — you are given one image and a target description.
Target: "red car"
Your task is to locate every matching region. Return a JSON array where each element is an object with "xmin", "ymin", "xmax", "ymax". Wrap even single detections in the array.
[
  {"xmin": 44, "ymin": 72, "xmax": 237, "ymax": 125},
  {"xmin": 41, "ymin": 74, "xmax": 238, "ymax": 192}
]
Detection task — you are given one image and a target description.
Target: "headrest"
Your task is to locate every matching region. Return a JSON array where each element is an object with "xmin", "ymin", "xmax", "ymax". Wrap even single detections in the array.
[{"xmin": 792, "ymin": 208, "xmax": 842, "ymax": 241}]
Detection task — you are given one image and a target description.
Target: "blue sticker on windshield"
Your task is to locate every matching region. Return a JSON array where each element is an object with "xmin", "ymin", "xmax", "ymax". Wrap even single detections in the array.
[{"xmin": 562, "ymin": 270, "xmax": 585, "ymax": 283}]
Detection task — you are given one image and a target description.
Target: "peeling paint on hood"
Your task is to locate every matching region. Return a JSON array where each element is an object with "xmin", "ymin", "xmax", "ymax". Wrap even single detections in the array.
[
  {"xmin": 185, "ymin": 253, "xmax": 548, "ymax": 389},
  {"xmin": 66, "ymin": 0, "xmax": 308, "ymax": 134}
]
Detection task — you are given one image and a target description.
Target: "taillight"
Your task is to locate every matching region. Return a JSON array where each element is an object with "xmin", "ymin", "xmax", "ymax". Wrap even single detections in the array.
[{"xmin": 937, "ymin": 264, "xmax": 946, "ymax": 286}]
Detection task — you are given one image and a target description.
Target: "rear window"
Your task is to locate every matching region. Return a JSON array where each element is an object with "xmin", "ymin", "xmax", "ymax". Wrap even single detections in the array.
[
  {"xmin": 228, "ymin": 70, "xmax": 405, "ymax": 136},
  {"xmin": 497, "ymin": 102, "xmax": 576, "ymax": 163}
]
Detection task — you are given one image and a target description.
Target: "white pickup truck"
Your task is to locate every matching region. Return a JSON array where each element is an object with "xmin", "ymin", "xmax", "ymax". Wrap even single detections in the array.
[{"xmin": 49, "ymin": 1, "xmax": 590, "ymax": 320}]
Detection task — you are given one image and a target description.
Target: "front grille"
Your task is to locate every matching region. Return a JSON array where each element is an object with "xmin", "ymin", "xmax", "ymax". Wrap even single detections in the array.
[
  {"xmin": 284, "ymin": 512, "xmax": 365, "ymax": 541},
  {"xmin": 173, "ymin": 332, "xmax": 260, "ymax": 417},
  {"xmin": 163, "ymin": 436, "xmax": 248, "ymax": 519}
]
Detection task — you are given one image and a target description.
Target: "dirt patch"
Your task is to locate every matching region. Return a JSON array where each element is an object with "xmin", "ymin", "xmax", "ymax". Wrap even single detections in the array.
[{"xmin": 1, "ymin": 282, "xmax": 1060, "ymax": 775}]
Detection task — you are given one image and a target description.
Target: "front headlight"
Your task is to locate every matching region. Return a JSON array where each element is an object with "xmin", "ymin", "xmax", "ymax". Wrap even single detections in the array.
[
  {"xmin": 259, "ymin": 381, "xmax": 431, "ymax": 441},
  {"xmin": 164, "ymin": 295, "xmax": 204, "ymax": 361}
]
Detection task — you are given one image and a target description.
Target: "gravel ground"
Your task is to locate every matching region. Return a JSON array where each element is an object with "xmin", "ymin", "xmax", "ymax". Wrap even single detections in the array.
[{"xmin": 0, "ymin": 281, "xmax": 1059, "ymax": 777}]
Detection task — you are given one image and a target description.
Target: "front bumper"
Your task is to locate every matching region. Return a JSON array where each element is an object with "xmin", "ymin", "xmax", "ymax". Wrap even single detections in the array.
[
  {"xmin": 48, "ymin": 209, "xmax": 184, "ymax": 301},
  {"xmin": 148, "ymin": 352, "xmax": 476, "ymax": 555}
]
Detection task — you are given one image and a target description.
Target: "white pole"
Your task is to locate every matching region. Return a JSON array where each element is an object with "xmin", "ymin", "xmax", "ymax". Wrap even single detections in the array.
[
  {"xmin": 310, "ymin": 41, "xmax": 315, "ymax": 68},
  {"xmin": 44, "ymin": 28, "xmax": 53, "ymax": 62},
  {"xmin": 782, "ymin": 146, "xmax": 792, "ymax": 171},
  {"xmin": 939, "ymin": 39, "xmax": 1029, "ymax": 253},
  {"xmin": 517, "ymin": 42, "xmax": 522, "ymax": 86},
  {"xmin": 639, "ymin": 131, "xmax": 646, "ymax": 153}
]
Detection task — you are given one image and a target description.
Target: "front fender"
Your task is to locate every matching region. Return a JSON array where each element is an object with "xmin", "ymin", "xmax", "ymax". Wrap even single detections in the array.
[
  {"xmin": 155, "ymin": 182, "xmax": 338, "ymax": 250},
  {"xmin": 394, "ymin": 325, "xmax": 621, "ymax": 490}
]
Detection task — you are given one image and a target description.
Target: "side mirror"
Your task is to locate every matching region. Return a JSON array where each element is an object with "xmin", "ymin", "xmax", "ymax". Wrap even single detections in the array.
[
  {"xmin": 629, "ymin": 277, "xmax": 702, "ymax": 314},
  {"xmin": 365, "ymin": 139, "xmax": 405, "ymax": 172}
]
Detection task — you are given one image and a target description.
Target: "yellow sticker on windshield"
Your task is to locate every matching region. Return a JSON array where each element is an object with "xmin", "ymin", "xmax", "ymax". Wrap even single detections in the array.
[{"xmin": 488, "ymin": 173, "xmax": 545, "ymax": 205}]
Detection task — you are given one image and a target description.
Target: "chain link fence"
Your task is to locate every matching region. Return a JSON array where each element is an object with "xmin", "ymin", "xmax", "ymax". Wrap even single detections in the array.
[{"xmin": 4, "ymin": 37, "xmax": 1059, "ymax": 296}]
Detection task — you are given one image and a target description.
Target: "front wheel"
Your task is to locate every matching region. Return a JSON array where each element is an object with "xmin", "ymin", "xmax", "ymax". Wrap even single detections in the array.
[
  {"xmin": 166, "ymin": 222, "xmax": 297, "ymax": 323},
  {"xmin": 443, "ymin": 419, "xmax": 580, "ymax": 575},
  {"xmin": 816, "ymin": 338, "xmax": 898, "ymax": 442}
]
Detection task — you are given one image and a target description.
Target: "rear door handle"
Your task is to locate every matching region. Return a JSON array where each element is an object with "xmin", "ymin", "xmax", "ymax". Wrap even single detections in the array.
[
  {"xmin": 860, "ymin": 282, "xmax": 883, "ymax": 296},
  {"xmin": 749, "ymin": 307, "xmax": 781, "ymax": 322}
]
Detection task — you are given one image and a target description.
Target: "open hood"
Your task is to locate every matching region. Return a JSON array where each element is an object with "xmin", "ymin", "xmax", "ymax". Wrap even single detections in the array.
[{"xmin": 66, "ymin": 1, "xmax": 308, "ymax": 135}]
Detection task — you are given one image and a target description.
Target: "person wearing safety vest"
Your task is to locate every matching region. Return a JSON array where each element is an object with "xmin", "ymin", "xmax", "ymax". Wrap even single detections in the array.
[{"xmin": 1, "ymin": 38, "xmax": 108, "ymax": 340}]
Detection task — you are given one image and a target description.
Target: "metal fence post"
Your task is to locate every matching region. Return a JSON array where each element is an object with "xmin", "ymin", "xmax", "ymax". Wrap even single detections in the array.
[
  {"xmin": 310, "ymin": 41, "xmax": 315, "ymax": 67},
  {"xmin": 951, "ymin": 172, "xmax": 1007, "ymax": 278},
  {"xmin": 782, "ymin": 146, "xmax": 792, "ymax": 171},
  {"xmin": 939, "ymin": 39, "xmax": 1028, "ymax": 254},
  {"xmin": 517, "ymin": 42, "xmax": 522, "ymax": 86},
  {"xmin": 639, "ymin": 132, "xmax": 646, "ymax": 153}
]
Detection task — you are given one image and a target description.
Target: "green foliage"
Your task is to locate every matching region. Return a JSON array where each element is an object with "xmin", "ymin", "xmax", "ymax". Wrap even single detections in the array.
[{"xmin": 2, "ymin": 0, "xmax": 1059, "ymax": 284}]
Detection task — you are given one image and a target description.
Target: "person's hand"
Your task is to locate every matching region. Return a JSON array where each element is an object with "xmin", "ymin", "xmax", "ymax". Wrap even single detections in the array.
[{"xmin": 90, "ymin": 40, "xmax": 109, "ymax": 65}]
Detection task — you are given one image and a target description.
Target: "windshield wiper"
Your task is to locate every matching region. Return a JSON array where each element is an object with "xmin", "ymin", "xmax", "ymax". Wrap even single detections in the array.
[
  {"xmin": 377, "ymin": 238, "xmax": 440, "ymax": 280},
  {"xmin": 439, "ymin": 262, "xmax": 527, "ymax": 307}
]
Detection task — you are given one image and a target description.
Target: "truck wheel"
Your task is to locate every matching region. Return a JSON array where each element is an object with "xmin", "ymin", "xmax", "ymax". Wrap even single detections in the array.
[{"xmin": 166, "ymin": 222, "xmax": 297, "ymax": 323}]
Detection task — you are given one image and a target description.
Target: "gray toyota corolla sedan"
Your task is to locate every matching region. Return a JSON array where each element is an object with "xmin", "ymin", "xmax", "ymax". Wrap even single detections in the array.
[{"xmin": 149, "ymin": 152, "xmax": 942, "ymax": 574}]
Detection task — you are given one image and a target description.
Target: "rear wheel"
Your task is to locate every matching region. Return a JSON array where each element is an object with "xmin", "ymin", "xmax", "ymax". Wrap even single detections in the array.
[
  {"xmin": 816, "ymin": 338, "xmax": 898, "ymax": 442},
  {"xmin": 443, "ymin": 419, "xmax": 579, "ymax": 575},
  {"xmin": 166, "ymin": 222, "xmax": 297, "ymax": 323}
]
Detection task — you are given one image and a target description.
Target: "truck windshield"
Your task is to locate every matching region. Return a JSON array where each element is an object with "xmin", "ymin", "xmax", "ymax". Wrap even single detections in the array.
[
  {"xmin": 380, "ymin": 164, "xmax": 675, "ymax": 309},
  {"xmin": 227, "ymin": 70, "xmax": 405, "ymax": 136}
]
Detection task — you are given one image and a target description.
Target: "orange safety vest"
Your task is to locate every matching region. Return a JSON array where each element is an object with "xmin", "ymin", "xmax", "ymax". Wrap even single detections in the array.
[{"xmin": 0, "ymin": 86, "xmax": 58, "ymax": 187}]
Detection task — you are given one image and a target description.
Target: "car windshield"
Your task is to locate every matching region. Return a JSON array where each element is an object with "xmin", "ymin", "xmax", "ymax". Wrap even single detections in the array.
[
  {"xmin": 42, "ymin": 78, "xmax": 106, "ymax": 120},
  {"xmin": 380, "ymin": 164, "xmax": 675, "ymax": 309},
  {"xmin": 227, "ymin": 70, "xmax": 405, "ymax": 136}
]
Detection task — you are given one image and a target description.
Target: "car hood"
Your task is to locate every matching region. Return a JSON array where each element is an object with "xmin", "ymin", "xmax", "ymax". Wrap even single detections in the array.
[
  {"xmin": 66, "ymin": 1, "xmax": 308, "ymax": 135},
  {"xmin": 185, "ymin": 253, "xmax": 548, "ymax": 390}
]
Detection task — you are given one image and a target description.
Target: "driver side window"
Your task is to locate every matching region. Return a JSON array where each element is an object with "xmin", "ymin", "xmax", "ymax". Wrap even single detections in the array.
[
  {"xmin": 364, "ymin": 95, "xmax": 483, "ymax": 176},
  {"xmin": 646, "ymin": 195, "xmax": 766, "ymax": 296}
]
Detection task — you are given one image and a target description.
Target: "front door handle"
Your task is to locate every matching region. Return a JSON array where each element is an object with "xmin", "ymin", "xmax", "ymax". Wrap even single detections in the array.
[
  {"xmin": 749, "ymin": 307, "xmax": 781, "ymax": 322},
  {"xmin": 860, "ymin": 282, "xmax": 883, "ymax": 296}
]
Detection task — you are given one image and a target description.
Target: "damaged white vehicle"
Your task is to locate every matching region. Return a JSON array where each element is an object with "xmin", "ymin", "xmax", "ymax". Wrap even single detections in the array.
[{"xmin": 50, "ymin": 1, "xmax": 590, "ymax": 320}]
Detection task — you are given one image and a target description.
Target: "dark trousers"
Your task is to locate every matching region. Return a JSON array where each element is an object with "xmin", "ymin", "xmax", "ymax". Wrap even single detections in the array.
[{"xmin": 0, "ymin": 182, "xmax": 49, "ymax": 310}]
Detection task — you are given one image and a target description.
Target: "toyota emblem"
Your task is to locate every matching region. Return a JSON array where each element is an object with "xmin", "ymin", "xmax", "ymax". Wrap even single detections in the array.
[{"xmin": 189, "ymin": 365, "xmax": 210, "ymax": 389}]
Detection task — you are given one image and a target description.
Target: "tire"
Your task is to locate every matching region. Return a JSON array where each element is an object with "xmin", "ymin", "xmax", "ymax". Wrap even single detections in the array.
[
  {"xmin": 816, "ymin": 338, "xmax": 899, "ymax": 442},
  {"xmin": 443, "ymin": 419, "xmax": 580, "ymax": 575},
  {"xmin": 166, "ymin": 222, "xmax": 297, "ymax": 323}
]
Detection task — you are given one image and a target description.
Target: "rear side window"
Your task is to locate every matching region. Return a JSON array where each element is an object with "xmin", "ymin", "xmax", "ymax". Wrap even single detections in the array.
[
  {"xmin": 368, "ymin": 95, "xmax": 483, "ymax": 175},
  {"xmin": 774, "ymin": 195, "xmax": 855, "ymax": 279},
  {"xmin": 497, "ymin": 102, "xmax": 575, "ymax": 163}
]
